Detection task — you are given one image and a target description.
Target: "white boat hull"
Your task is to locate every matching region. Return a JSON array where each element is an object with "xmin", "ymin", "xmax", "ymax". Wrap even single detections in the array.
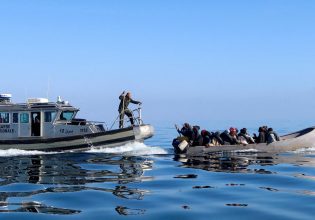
[{"xmin": 0, "ymin": 125, "xmax": 154, "ymax": 152}]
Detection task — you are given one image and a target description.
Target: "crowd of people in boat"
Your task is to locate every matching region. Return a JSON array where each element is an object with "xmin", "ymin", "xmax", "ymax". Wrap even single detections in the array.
[{"xmin": 174, "ymin": 123, "xmax": 280, "ymax": 147}]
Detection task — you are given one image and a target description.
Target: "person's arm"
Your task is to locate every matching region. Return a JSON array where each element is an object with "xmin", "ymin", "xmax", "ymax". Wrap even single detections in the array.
[
  {"xmin": 130, "ymin": 98, "xmax": 142, "ymax": 105},
  {"xmin": 274, "ymin": 132, "xmax": 280, "ymax": 141},
  {"xmin": 119, "ymin": 91, "xmax": 125, "ymax": 100},
  {"xmin": 248, "ymin": 136, "xmax": 255, "ymax": 144}
]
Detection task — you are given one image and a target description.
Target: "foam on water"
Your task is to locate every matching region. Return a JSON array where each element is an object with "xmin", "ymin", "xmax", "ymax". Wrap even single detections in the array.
[
  {"xmin": 86, "ymin": 142, "xmax": 168, "ymax": 156},
  {"xmin": 292, "ymin": 147, "xmax": 315, "ymax": 154},
  {"xmin": 0, "ymin": 149, "xmax": 54, "ymax": 157},
  {"xmin": 0, "ymin": 142, "xmax": 167, "ymax": 157}
]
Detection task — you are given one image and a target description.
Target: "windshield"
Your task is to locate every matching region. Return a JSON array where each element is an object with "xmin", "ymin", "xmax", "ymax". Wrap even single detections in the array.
[{"xmin": 60, "ymin": 111, "xmax": 75, "ymax": 121}]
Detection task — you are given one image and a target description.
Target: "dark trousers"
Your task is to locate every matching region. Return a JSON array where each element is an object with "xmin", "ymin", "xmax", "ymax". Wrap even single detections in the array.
[{"xmin": 119, "ymin": 109, "xmax": 134, "ymax": 128}]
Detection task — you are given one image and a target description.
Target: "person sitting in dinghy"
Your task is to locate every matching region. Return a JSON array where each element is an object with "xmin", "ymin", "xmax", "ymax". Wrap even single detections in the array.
[
  {"xmin": 172, "ymin": 123, "xmax": 193, "ymax": 153},
  {"xmin": 176, "ymin": 123, "xmax": 193, "ymax": 141},
  {"xmin": 212, "ymin": 131, "xmax": 225, "ymax": 146},
  {"xmin": 201, "ymin": 130, "xmax": 224, "ymax": 147},
  {"xmin": 266, "ymin": 128, "xmax": 280, "ymax": 144},
  {"xmin": 191, "ymin": 126, "xmax": 203, "ymax": 146},
  {"xmin": 253, "ymin": 127, "xmax": 267, "ymax": 143},
  {"xmin": 230, "ymin": 127, "xmax": 241, "ymax": 145},
  {"xmin": 173, "ymin": 123, "xmax": 192, "ymax": 144},
  {"xmin": 201, "ymin": 130, "xmax": 213, "ymax": 147},
  {"xmin": 220, "ymin": 127, "xmax": 241, "ymax": 145},
  {"xmin": 238, "ymin": 128, "xmax": 255, "ymax": 145}
]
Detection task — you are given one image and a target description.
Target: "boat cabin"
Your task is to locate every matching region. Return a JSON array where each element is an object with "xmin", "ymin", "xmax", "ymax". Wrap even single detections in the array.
[{"xmin": 0, "ymin": 94, "xmax": 104, "ymax": 140}]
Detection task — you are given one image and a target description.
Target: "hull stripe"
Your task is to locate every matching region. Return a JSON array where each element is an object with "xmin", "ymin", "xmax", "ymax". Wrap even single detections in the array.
[{"xmin": 39, "ymin": 135, "xmax": 136, "ymax": 152}]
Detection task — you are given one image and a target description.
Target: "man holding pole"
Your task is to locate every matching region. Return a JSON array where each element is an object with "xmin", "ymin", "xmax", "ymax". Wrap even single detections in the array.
[{"xmin": 118, "ymin": 91, "xmax": 142, "ymax": 128}]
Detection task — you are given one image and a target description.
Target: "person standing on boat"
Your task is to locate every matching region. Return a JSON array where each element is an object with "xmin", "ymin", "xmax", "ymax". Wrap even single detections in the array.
[{"xmin": 118, "ymin": 91, "xmax": 142, "ymax": 128}]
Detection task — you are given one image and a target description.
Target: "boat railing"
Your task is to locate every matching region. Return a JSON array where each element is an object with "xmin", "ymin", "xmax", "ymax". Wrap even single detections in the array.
[
  {"xmin": 69, "ymin": 119, "xmax": 106, "ymax": 125},
  {"xmin": 55, "ymin": 119, "xmax": 107, "ymax": 128},
  {"xmin": 110, "ymin": 105, "xmax": 143, "ymax": 130}
]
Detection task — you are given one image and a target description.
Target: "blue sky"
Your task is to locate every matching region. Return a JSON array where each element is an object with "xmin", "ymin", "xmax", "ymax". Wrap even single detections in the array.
[{"xmin": 1, "ymin": 0, "xmax": 315, "ymax": 128}]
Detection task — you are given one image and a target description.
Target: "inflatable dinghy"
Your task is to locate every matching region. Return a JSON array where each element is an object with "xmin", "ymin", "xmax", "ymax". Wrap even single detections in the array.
[{"xmin": 173, "ymin": 127, "xmax": 315, "ymax": 155}]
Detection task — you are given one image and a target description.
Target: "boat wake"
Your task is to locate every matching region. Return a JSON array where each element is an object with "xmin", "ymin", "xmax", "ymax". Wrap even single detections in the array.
[
  {"xmin": 0, "ymin": 143, "xmax": 167, "ymax": 157},
  {"xmin": 0, "ymin": 149, "xmax": 54, "ymax": 157},
  {"xmin": 86, "ymin": 142, "xmax": 167, "ymax": 156}
]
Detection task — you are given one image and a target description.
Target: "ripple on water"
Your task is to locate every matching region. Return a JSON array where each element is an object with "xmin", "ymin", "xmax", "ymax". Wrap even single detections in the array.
[{"xmin": 0, "ymin": 129, "xmax": 315, "ymax": 219}]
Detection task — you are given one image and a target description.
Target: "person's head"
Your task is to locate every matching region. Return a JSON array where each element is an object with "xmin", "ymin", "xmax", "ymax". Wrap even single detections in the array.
[
  {"xmin": 201, "ymin": 130, "xmax": 207, "ymax": 137},
  {"xmin": 183, "ymin": 123, "xmax": 191, "ymax": 129},
  {"xmin": 268, "ymin": 128, "xmax": 273, "ymax": 132},
  {"xmin": 126, "ymin": 92, "xmax": 131, "ymax": 98},
  {"xmin": 229, "ymin": 127, "xmax": 237, "ymax": 135},
  {"xmin": 193, "ymin": 126, "xmax": 200, "ymax": 134},
  {"xmin": 240, "ymin": 128, "xmax": 247, "ymax": 134},
  {"xmin": 193, "ymin": 125, "xmax": 200, "ymax": 130}
]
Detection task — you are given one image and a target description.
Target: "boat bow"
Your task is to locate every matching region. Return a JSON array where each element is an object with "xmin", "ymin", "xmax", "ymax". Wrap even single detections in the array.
[{"xmin": 133, "ymin": 125, "xmax": 155, "ymax": 141}]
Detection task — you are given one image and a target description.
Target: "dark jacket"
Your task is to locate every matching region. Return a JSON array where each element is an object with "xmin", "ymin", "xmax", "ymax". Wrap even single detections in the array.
[
  {"xmin": 179, "ymin": 126, "xmax": 193, "ymax": 140},
  {"xmin": 256, "ymin": 132, "xmax": 266, "ymax": 143},
  {"xmin": 220, "ymin": 131, "xmax": 240, "ymax": 145},
  {"xmin": 267, "ymin": 131, "xmax": 280, "ymax": 144},
  {"xmin": 118, "ymin": 95, "xmax": 141, "ymax": 112},
  {"xmin": 191, "ymin": 126, "xmax": 203, "ymax": 146},
  {"xmin": 238, "ymin": 133, "xmax": 255, "ymax": 144},
  {"xmin": 212, "ymin": 131, "xmax": 224, "ymax": 145},
  {"xmin": 201, "ymin": 130, "xmax": 212, "ymax": 146}
]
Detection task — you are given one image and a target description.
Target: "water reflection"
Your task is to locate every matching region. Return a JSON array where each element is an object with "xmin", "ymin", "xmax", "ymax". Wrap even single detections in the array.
[
  {"xmin": 174, "ymin": 153, "xmax": 266, "ymax": 173},
  {"xmin": 174, "ymin": 152, "xmax": 315, "ymax": 174},
  {"xmin": 115, "ymin": 206, "xmax": 146, "ymax": 216},
  {"xmin": 0, "ymin": 154, "xmax": 153, "ymax": 185},
  {"xmin": 0, "ymin": 153, "xmax": 154, "ymax": 215},
  {"xmin": 0, "ymin": 201, "xmax": 80, "ymax": 215}
]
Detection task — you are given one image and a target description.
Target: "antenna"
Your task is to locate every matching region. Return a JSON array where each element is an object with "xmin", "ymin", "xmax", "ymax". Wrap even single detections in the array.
[
  {"xmin": 46, "ymin": 76, "xmax": 51, "ymax": 100},
  {"xmin": 25, "ymin": 88, "xmax": 28, "ymax": 102}
]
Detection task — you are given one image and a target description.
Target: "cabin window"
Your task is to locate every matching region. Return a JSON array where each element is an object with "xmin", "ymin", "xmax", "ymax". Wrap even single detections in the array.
[
  {"xmin": 60, "ymin": 111, "xmax": 75, "ymax": 121},
  {"xmin": 20, "ymin": 113, "xmax": 30, "ymax": 123},
  {"xmin": 45, "ymin": 111, "xmax": 57, "ymax": 122},
  {"xmin": 0, "ymin": 112, "xmax": 9, "ymax": 124},
  {"xmin": 12, "ymin": 113, "xmax": 19, "ymax": 123}
]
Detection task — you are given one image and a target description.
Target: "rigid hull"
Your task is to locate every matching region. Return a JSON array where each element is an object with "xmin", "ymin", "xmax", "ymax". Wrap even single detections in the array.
[{"xmin": 0, "ymin": 125, "xmax": 154, "ymax": 151}]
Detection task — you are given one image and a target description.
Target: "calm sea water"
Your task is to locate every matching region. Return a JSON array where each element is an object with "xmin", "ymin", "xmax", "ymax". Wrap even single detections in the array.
[{"xmin": 1, "ymin": 125, "xmax": 315, "ymax": 220}]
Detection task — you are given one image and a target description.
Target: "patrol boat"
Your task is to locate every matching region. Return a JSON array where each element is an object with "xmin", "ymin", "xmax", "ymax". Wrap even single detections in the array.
[{"xmin": 0, "ymin": 94, "xmax": 154, "ymax": 151}]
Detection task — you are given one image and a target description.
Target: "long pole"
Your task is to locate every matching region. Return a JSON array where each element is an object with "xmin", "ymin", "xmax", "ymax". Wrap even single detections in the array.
[
  {"xmin": 121, "ymin": 91, "xmax": 126, "ymax": 128},
  {"xmin": 175, "ymin": 124, "xmax": 182, "ymax": 137}
]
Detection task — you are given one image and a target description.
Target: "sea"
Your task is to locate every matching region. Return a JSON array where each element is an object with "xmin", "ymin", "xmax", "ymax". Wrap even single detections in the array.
[{"xmin": 0, "ymin": 124, "xmax": 315, "ymax": 220}]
